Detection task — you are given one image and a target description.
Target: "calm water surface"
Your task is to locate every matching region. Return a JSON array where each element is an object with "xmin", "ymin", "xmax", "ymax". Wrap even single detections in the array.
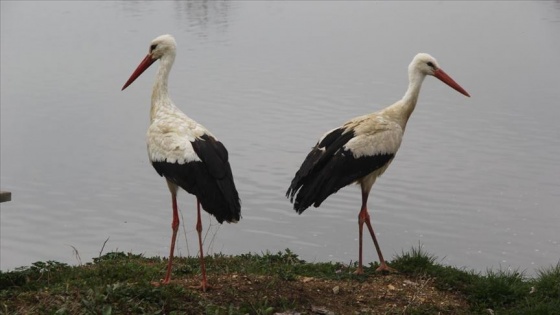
[{"xmin": 1, "ymin": 1, "xmax": 559, "ymax": 275}]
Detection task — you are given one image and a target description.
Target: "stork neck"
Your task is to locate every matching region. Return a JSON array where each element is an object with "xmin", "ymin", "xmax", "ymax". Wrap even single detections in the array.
[
  {"xmin": 398, "ymin": 70, "xmax": 426, "ymax": 123},
  {"xmin": 150, "ymin": 53, "xmax": 176, "ymax": 121}
]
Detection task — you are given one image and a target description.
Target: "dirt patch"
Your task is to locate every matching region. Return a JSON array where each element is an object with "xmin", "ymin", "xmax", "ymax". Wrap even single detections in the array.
[{"xmin": 179, "ymin": 273, "xmax": 469, "ymax": 314}]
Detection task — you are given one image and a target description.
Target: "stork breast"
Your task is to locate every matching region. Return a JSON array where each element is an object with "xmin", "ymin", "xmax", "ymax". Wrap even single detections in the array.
[{"xmin": 147, "ymin": 126, "xmax": 203, "ymax": 164}]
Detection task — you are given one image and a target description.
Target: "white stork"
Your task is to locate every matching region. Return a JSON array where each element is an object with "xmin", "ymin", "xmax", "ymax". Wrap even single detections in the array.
[
  {"xmin": 286, "ymin": 53, "xmax": 470, "ymax": 274},
  {"xmin": 122, "ymin": 34, "xmax": 241, "ymax": 290}
]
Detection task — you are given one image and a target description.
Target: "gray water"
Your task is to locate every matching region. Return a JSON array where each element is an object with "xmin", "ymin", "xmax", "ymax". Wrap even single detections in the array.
[{"xmin": 1, "ymin": 1, "xmax": 559, "ymax": 276}]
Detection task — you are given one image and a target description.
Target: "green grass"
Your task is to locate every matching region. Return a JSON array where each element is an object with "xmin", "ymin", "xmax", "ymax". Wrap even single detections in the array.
[
  {"xmin": 1, "ymin": 247, "xmax": 558, "ymax": 314},
  {"xmin": 389, "ymin": 245, "xmax": 560, "ymax": 314}
]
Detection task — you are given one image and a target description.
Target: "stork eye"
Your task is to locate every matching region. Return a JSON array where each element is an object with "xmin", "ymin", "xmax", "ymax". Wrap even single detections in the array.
[
  {"xmin": 150, "ymin": 44, "xmax": 157, "ymax": 51},
  {"xmin": 427, "ymin": 61, "xmax": 435, "ymax": 68}
]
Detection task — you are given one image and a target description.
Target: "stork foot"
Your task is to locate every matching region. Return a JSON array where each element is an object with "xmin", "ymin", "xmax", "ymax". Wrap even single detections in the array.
[
  {"xmin": 375, "ymin": 263, "xmax": 397, "ymax": 274},
  {"xmin": 353, "ymin": 266, "xmax": 365, "ymax": 275}
]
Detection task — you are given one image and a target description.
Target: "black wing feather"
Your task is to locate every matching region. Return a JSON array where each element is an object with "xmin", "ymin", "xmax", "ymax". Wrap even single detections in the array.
[
  {"xmin": 287, "ymin": 127, "xmax": 394, "ymax": 213},
  {"xmin": 191, "ymin": 134, "xmax": 229, "ymax": 179},
  {"xmin": 286, "ymin": 127, "xmax": 353, "ymax": 200},
  {"xmin": 152, "ymin": 134, "xmax": 241, "ymax": 223},
  {"xmin": 293, "ymin": 150, "xmax": 394, "ymax": 213}
]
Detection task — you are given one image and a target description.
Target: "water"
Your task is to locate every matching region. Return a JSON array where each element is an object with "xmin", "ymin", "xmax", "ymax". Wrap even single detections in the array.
[{"xmin": 1, "ymin": 1, "xmax": 559, "ymax": 276}]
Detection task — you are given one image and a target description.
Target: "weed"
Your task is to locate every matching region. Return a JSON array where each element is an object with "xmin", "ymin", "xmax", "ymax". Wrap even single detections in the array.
[{"xmin": 1, "ymin": 248, "xmax": 558, "ymax": 314}]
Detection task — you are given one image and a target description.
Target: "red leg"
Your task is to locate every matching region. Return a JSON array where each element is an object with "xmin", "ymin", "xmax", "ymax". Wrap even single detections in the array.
[
  {"xmin": 363, "ymin": 211, "xmax": 395, "ymax": 272},
  {"xmin": 358, "ymin": 189, "xmax": 396, "ymax": 273},
  {"xmin": 196, "ymin": 198, "xmax": 209, "ymax": 291},
  {"xmin": 356, "ymin": 201, "xmax": 366, "ymax": 274},
  {"xmin": 162, "ymin": 191, "xmax": 180, "ymax": 284}
]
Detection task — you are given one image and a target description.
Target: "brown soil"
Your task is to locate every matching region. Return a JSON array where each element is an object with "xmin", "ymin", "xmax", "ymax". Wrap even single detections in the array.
[{"xmin": 172, "ymin": 272, "xmax": 470, "ymax": 314}]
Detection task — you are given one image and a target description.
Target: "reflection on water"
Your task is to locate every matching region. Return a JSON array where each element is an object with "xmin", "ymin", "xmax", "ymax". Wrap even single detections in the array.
[
  {"xmin": 173, "ymin": 0, "xmax": 232, "ymax": 33},
  {"xmin": 1, "ymin": 1, "xmax": 559, "ymax": 275}
]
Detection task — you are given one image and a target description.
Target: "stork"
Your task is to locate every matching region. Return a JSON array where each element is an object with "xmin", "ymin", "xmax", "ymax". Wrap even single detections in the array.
[
  {"xmin": 286, "ymin": 53, "xmax": 470, "ymax": 274},
  {"xmin": 122, "ymin": 34, "xmax": 241, "ymax": 290}
]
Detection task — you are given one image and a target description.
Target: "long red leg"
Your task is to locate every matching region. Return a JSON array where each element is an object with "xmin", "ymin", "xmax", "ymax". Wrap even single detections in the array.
[
  {"xmin": 356, "ymin": 189, "xmax": 368, "ymax": 274},
  {"xmin": 357, "ymin": 189, "xmax": 395, "ymax": 273},
  {"xmin": 196, "ymin": 198, "xmax": 209, "ymax": 291},
  {"xmin": 163, "ymin": 191, "xmax": 180, "ymax": 284},
  {"xmin": 363, "ymin": 211, "xmax": 394, "ymax": 272}
]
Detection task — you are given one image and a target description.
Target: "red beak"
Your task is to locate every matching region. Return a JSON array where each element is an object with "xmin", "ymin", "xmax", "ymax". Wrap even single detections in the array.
[
  {"xmin": 433, "ymin": 68, "xmax": 470, "ymax": 97},
  {"xmin": 121, "ymin": 54, "xmax": 157, "ymax": 91}
]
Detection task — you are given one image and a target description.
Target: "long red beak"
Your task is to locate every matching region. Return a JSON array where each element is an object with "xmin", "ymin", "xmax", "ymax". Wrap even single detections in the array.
[
  {"xmin": 121, "ymin": 54, "xmax": 157, "ymax": 91},
  {"xmin": 433, "ymin": 68, "xmax": 470, "ymax": 97}
]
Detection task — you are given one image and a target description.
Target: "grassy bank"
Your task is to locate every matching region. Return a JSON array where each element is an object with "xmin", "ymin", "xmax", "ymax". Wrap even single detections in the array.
[{"xmin": 1, "ymin": 247, "xmax": 559, "ymax": 314}]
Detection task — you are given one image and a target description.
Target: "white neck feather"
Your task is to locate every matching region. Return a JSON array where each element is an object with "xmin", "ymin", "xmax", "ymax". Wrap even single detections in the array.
[
  {"xmin": 150, "ymin": 52, "xmax": 176, "ymax": 121},
  {"xmin": 394, "ymin": 68, "xmax": 427, "ymax": 126}
]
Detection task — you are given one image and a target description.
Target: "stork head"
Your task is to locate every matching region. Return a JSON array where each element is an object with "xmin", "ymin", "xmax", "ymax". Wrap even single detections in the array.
[
  {"xmin": 409, "ymin": 53, "xmax": 470, "ymax": 97},
  {"xmin": 122, "ymin": 34, "xmax": 177, "ymax": 91},
  {"xmin": 148, "ymin": 34, "xmax": 177, "ymax": 60}
]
